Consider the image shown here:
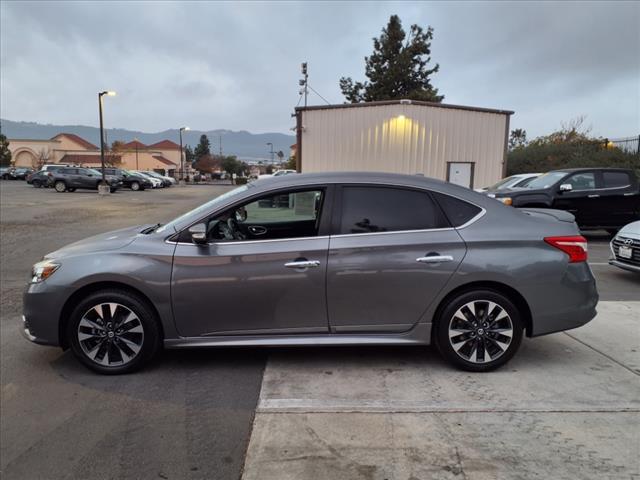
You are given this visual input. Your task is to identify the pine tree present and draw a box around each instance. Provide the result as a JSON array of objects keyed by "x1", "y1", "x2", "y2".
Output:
[
  {"x1": 0, "y1": 132, "x2": 12, "y2": 167},
  {"x1": 340, "y1": 15, "x2": 443, "y2": 103},
  {"x1": 194, "y1": 135, "x2": 211, "y2": 159}
]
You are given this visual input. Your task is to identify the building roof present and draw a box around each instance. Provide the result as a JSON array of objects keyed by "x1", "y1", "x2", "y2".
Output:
[
  {"x1": 148, "y1": 139, "x2": 181, "y2": 150},
  {"x1": 60, "y1": 154, "x2": 119, "y2": 164},
  {"x1": 152, "y1": 155, "x2": 177, "y2": 166},
  {"x1": 51, "y1": 133, "x2": 99, "y2": 150},
  {"x1": 123, "y1": 140, "x2": 147, "y2": 150},
  {"x1": 295, "y1": 99, "x2": 514, "y2": 116}
]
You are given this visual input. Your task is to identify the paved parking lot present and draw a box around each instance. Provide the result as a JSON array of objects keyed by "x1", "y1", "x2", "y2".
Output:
[{"x1": 1, "y1": 180, "x2": 638, "y2": 479}]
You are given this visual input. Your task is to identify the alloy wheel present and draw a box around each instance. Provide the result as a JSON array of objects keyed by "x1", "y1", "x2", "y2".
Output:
[
  {"x1": 77, "y1": 302, "x2": 145, "y2": 366},
  {"x1": 448, "y1": 300, "x2": 514, "y2": 364}
]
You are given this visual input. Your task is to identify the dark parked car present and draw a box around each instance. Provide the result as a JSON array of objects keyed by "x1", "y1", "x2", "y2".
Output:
[
  {"x1": 3, "y1": 167, "x2": 34, "y2": 180},
  {"x1": 491, "y1": 168, "x2": 640, "y2": 234},
  {"x1": 23, "y1": 172, "x2": 597, "y2": 374},
  {"x1": 49, "y1": 167, "x2": 122, "y2": 193},
  {"x1": 27, "y1": 168, "x2": 60, "y2": 188},
  {"x1": 103, "y1": 168, "x2": 153, "y2": 191},
  {"x1": 0, "y1": 167, "x2": 10, "y2": 179}
]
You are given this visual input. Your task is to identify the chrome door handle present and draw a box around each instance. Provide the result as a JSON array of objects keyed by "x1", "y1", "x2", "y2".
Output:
[
  {"x1": 285, "y1": 260, "x2": 321, "y2": 269},
  {"x1": 588, "y1": 194, "x2": 600, "y2": 198},
  {"x1": 416, "y1": 255, "x2": 454, "y2": 263}
]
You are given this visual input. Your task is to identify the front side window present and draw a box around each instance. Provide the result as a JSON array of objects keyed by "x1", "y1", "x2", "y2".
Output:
[
  {"x1": 565, "y1": 172, "x2": 595, "y2": 191},
  {"x1": 526, "y1": 171, "x2": 568, "y2": 190},
  {"x1": 204, "y1": 189, "x2": 324, "y2": 242},
  {"x1": 338, "y1": 186, "x2": 448, "y2": 235}
]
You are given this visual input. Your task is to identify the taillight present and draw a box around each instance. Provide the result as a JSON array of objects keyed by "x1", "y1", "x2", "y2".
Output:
[{"x1": 544, "y1": 236, "x2": 588, "y2": 263}]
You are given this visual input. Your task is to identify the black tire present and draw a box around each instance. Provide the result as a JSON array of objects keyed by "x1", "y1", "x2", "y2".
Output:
[
  {"x1": 32, "y1": 180, "x2": 42, "y2": 188},
  {"x1": 54, "y1": 180, "x2": 67, "y2": 193},
  {"x1": 67, "y1": 187, "x2": 77, "y2": 192},
  {"x1": 67, "y1": 289, "x2": 161, "y2": 374},
  {"x1": 435, "y1": 289, "x2": 524, "y2": 372},
  {"x1": 130, "y1": 181, "x2": 140, "y2": 191}
]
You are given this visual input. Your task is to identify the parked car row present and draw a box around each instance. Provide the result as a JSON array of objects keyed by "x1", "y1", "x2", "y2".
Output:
[
  {"x1": 478, "y1": 168, "x2": 640, "y2": 235},
  {"x1": 22, "y1": 166, "x2": 177, "y2": 193},
  {"x1": 1, "y1": 167, "x2": 35, "y2": 180}
]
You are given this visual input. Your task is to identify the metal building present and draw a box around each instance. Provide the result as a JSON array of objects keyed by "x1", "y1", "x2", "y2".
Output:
[{"x1": 294, "y1": 100, "x2": 513, "y2": 189}]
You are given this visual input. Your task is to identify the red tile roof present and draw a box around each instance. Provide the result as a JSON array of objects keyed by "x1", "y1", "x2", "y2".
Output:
[
  {"x1": 123, "y1": 140, "x2": 147, "y2": 149},
  {"x1": 148, "y1": 139, "x2": 181, "y2": 150},
  {"x1": 51, "y1": 133, "x2": 99, "y2": 150},
  {"x1": 152, "y1": 155, "x2": 177, "y2": 166},
  {"x1": 60, "y1": 154, "x2": 120, "y2": 164}
]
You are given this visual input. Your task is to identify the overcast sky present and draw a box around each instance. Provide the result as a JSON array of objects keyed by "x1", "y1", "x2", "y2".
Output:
[{"x1": 1, "y1": 1, "x2": 639, "y2": 139}]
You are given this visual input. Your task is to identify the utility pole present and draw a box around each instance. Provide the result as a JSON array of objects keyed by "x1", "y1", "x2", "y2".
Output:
[
  {"x1": 266, "y1": 142, "x2": 274, "y2": 165},
  {"x1": 219, "y1": 135, "x2": 223, "y2": 156},
  {"x1": 98, "y1": 90, "x2": 116, "y2": 195},
  {"x1": 299, "y1": 62, "x2": 308, "y2": 107},
  {"x1": 134, "y1": 137, "x2": 139, "y2": 170}
]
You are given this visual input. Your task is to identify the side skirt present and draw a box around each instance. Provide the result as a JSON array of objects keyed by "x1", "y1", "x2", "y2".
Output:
[{"x1": 164, "y1": 323, "x2": 432, "y2": 348}]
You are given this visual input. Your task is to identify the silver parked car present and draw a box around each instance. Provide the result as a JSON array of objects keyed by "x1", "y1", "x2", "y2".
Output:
[
  {"x1": 609, "y1": 220, "x2": 640, "y2": 272},
  {"x1": 23, "y1": 172, "x2": 598, "y2": 374}
]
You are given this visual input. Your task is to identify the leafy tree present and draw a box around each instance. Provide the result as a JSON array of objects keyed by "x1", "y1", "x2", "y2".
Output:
[
  {"x1": 0, "y1": 133, "x2": 11, "y2": 167},
  {"x1": 193, "y1": 154, "x2": 221, "y2": 173},
  {"x1": 507, "y1": 117, "x2": 639, "y2": 177},
  {"x1": 265, "y1": 165, "x2": 274, "y2": 174},
  {"x1": 508, "y1": 129, "x2": 528, "y2": 151},
  {"x1": 194, "y1": 135, "x2": 211, "y2": 159},
  {"x1": 285, "y1": 155, "x2": 296, "y2": 170},
  {"x1": 104, "y1": 140, "x2": 125, "y2": 166},
  {"x1": 276, "y1": 150, "x2": 284, "y2": 164},
  {"x1": 339, "y1": 15, "x2": 443, "y2": 103}
]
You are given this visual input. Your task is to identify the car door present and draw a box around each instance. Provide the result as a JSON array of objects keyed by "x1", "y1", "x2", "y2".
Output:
[
  {"x1": 326, "y1": 185, "x2": 466, "y2": 333},
  {"x1": 171, "y1": 186, "x2": 333, "y2": 337},
  {"x1": 598, "y1": 170, "x2": 639, "y2": 227},
  {"x1": 552, "y1": 171, "x2": 598, "y2": 226}
]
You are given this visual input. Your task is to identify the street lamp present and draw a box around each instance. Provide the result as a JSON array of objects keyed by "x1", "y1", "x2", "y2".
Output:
[
  {"x1": 266, "y1": 142, "x2": 274, "y2": 165},
  {"x1": 133, "y1": 137, "x2": 139, "y2": 170},
  {"x1": 179, "y1": 126, "x2": 190, "y2": 183},
  {"x1": 98, "y1": 90, "x2": 116, "y2": 194}
]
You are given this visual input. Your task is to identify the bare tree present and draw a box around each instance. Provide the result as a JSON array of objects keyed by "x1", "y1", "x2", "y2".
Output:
[{"x1": 33, "y1": 148, "x2": 52, "y2": 170}]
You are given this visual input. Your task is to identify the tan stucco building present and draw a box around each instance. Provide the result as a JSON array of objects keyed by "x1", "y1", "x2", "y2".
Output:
[{"x1": 7, "y1": 134, "x2": 182, "y2": 176}]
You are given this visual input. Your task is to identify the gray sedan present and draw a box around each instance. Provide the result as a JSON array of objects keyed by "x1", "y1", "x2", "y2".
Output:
[{"x1": 22, "y1": 172, "x2": 598, "y2": 374}]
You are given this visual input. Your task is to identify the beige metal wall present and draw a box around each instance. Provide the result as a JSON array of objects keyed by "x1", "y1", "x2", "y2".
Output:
[{"x1": 300, "y1": 104, "x2": 509, "y2": 188}]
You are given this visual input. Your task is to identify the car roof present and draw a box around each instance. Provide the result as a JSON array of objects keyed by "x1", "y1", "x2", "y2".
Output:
[{"x1": 550, "y1": 167, "x2": 633, "y2": 173}]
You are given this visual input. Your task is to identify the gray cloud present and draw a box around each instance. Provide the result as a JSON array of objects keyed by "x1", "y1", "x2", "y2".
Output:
[{"x1": 1, "y1": 0, "x2": 638, "y2": 138}]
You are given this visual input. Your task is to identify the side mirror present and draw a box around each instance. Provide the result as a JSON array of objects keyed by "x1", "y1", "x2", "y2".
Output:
[
  {"x1": 559, "y1": 183, "x2": 572, "y2": 193},
  {"x1": 189, "y1": 223, "x2": 208, "y2": 245},
  {"x1": 87, "y1": 173, "x2": 93, "y2": 177}
]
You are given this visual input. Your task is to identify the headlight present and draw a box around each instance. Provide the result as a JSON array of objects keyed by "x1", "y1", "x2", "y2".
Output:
[
  {"x1": 497, "y1": 197, "x2": 513, "y2": 206},
  {"x1": 31, "y1": 260, "x2": 60, "y2": 283}
]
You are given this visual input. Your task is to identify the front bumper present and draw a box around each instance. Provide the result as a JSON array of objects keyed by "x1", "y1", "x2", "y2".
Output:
[
  {"x1": 22, "y1": 283, "x2": 71, "y2": 347},
  {"x1": 609, "y1": 259, "x2": 640, "y2": 273}
]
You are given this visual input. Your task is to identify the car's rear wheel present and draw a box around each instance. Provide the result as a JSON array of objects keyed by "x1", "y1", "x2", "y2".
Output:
[
  {"x1": 130, "y1": 181, "x2": 140, "y2": 191},
  {"x1": 67, "y1": 290, "x2": 161, "y2": 374},
  {"x1": 435, "y1": 290, "x2": 523, "y2": 372},
  {"x1": 54, "y1": 181, "x2": 67, "y2": 192}
]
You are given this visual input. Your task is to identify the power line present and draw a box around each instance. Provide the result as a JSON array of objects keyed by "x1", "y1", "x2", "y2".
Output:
[{"x1": 307, "y1": 84, "x2": 331, "y2": 105}]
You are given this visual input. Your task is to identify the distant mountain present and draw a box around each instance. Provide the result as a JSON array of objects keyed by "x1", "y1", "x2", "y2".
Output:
[{"x1": 0, "y1": 119, "x2": 295, "y2": 162}]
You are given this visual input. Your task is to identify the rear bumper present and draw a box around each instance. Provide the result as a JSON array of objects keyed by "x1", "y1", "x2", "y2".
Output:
[{"x1": 528, "y1": 262, "x2": 599, "y2": 337}]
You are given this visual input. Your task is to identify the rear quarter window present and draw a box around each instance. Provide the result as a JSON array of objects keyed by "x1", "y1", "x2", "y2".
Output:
[
  {"x1": 432, "y1": 192, "x2": 482, "y2": 227},
  {"x1": 602, "y1": 171, "x2": 631, "y2": 188}
]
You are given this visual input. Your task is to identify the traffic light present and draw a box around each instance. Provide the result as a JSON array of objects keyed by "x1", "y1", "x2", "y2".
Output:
[{"x1": 301, "y1": 62, "x2": 307, "y2": 75}]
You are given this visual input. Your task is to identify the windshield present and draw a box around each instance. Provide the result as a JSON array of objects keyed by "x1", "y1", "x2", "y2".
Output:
[
  {"x1": 525, "y1": 172, "x2": 567, "y2": 189},
  {"x1": 157, "y1": 185, "x2": 250, "y2": 233},
  {"x1": 487, "y1": 176, "x2": 517, "y2": 190}
]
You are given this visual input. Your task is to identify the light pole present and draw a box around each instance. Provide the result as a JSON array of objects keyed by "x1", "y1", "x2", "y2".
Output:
[
  {"x1": 133, "y1": 137, "x2": 139, "y2": 170},
  {"x1": 98, "y1": 90, "x2": 116, "y2": 194},
  {"x1": 266, "y1": 142, "x2": 274, "y2": 165},
  {"x1": 179, "y1": 126, "x2": 190, "y2": 184}
]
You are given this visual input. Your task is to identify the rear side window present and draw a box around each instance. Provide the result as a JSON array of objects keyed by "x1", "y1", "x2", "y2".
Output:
[
  {"x1": 602, "y1": 171, "x2": 631, "y2": 188},
  {"x1": 339, "y1": 186, "x2": 448, "y2": 234},
  {"x1": 432, "y1": 192, "x2": 482, "y2": 227}
]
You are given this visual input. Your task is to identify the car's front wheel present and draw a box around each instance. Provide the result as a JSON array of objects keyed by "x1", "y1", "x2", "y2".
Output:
[
  {"x1": 67, "y1": 290, "x2": 161, "y2": 374},
  {"x1": 130, "y1": 181, "x2": 140, "y2": 191},
  {"x1": 32, "y1": 179, "x2": 42, "y2": 188},
  {"x1": 54, "y1": 181, "x2": 67, "y2": 192},
  {"x1": 435, "y1": 290, "x2": 523, "y2": 372}
]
